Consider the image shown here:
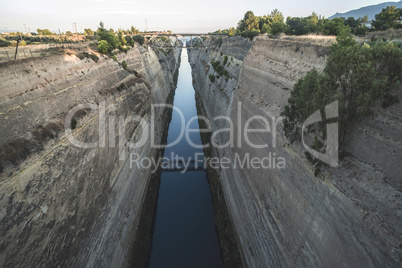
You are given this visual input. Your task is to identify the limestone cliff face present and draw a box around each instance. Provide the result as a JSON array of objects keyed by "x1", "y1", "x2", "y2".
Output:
[
  {"x1": 189, "y1": 36, "x2": 401, "y2": 267},
  {"x1": 0, "y1": 44, "x2": 180, "y2": 267}
]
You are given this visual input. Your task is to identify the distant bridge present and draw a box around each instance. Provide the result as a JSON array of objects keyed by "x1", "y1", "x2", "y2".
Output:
[
  {"x1": 138, "y1": 32, "x2": 227, "y2": 49},
  {"x1": 161, "y1": 160, "x2": 206, "y2": 172},
  {"x1": 141, "y1": 33, "x2": 227, "y2": 37}
]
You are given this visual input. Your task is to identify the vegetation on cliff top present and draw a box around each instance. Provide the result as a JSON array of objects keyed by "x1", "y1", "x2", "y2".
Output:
[
  {"x1": 214, "y1": 6, "x2": 402, "y2": 39},
  {"x1": 281, "y1": 29, "x2": 402, "y2": 174}
]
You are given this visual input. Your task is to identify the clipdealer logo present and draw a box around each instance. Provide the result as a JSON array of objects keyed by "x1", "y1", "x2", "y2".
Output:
[{"x1": 64, "y1": 100, "x2": 339, "y2": 171}]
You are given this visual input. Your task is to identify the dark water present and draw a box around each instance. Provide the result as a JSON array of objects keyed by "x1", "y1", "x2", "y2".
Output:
[{"x1": 149, "y1": 49, "x2": 223, "y2": 268}]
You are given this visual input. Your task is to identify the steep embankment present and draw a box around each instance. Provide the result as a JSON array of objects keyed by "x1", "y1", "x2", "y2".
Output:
[
  {"x1": 0, "y1": 43, "x2": 180, "y2": 266},
  {"x1": 189, "y1": 36, "x2": 401, "y2": 267}
]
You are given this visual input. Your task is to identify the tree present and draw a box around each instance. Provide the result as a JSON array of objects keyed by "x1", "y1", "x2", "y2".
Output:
[
  {"x1": 84, "y1": 28, "x2": 94, "y2": 35},
  {"x1": 261, "y1": 23, "x2": 271, "y2": 34},
  {"x1": 130, "y1": 26, "x2": 139, "y2": 34},
  {"x1": 238, "y1": 11, "x2": 260, "y2": 32},
  {"x1": 285, "y1": 13, "x2": 326, "y2": 35},
  {"x1": 98, "y1": 40, "x2": 109, "y2": 54},
  {"x1": 307, "y1": 12, "x2": 320, "y2": 33},
  {"x1": 97, "y1": 22, "x2": 120, "y2": 53},
  {"x1": 125, "y1": 35, "x2": 133, "y2": 46},
  {"x1": 271, "y1": 9, "x2": 284, "y2": 23},
  {"x1": 323, "y1": 17, "x2": 348, "y2": 35},
  {"x1": 270, "y1": 9, "x2": 285, "y2": 35},
  {"x1": 372, "y1": 6, "x2": 400, "y2": 30},
  {"x1": 37, "y1": 29, "x2": 53, "y2": 35},
  {"x1": 118, "y1": 30, "x2": 126, "y2": 46},
  {"x1": 271, "y1": 22, "x2": 284, "y2": 35},
  {"x1": 133, "y1": 35, "x2": 145, "y2": 45},
  {"x1": 354, "y1": 25, "x2": 368, "y2": 35},
  {"x1": 227, "y1": 27, "x2": 236, "y2": 36},
  {"x1": 362, "y1": 15, "x2": 369, "y2": 24},
  {"x1": 65, "y1": 31, "x2": 73, "y2": 36},
  {"x1": 281, "y1": 28, "x2": 402, "y2": 149},
  {"x1": 286, "y1": 17, "x2": 308, "y2": 35},
  {"x1": 122, "y1": 60, "x2": 127, "y2": 70},
  {"x1": 345, "y1": 17, "x2": 360, "y2": 29}
]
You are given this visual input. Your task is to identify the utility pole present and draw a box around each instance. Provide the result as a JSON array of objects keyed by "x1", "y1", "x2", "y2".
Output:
[
  {"x1": 58, "y1": 28, "x2": 63, "y2": 44},
  {"x1": 145, "y1": 18, "x2": 148, "y2": 32},
  {"x1": 23, "y1": 24, "x2": 28, "y2": 33},
  {"x1": 14, "y1": 38, "x2": 20, "y2": 60}
]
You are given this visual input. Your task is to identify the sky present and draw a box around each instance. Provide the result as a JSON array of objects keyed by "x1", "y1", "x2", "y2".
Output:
[{"x1": 0, "y1": 0, "x2": 397, "y2": 33}]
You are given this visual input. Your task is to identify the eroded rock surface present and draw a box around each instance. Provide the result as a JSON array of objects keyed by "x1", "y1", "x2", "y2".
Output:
[
  {"x1": 0, "y1": 44, "x2": 180, "y2": 267},
  {"x1": 189, "y1": 36, "x2": 401, "y2": 267}
]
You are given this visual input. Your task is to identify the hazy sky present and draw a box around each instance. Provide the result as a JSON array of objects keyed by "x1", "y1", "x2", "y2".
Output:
[{"x1": 0, "y1": 0, "x2": 396, "y2": 33}]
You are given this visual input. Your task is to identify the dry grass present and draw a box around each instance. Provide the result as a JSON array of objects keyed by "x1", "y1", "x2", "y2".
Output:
[
  {"x1": 357, "y1": 28, "x2": 402, "y2": 42},
  {"x1": 280, "y1": 34, "x2": 337, "y2": 47},
  {"x1": 280, "y1": 29, "x2": 402, "y2": 47}
]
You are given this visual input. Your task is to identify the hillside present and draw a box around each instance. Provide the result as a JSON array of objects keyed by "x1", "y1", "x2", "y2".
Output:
[{"x1": 329, "y1": 0, "x2": 402, "y2": 21}]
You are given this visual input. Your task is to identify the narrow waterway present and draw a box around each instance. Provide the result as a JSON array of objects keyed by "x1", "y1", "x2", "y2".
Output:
[{"x1": 149, "y1": 49, "x2": 223, "y2": 268}]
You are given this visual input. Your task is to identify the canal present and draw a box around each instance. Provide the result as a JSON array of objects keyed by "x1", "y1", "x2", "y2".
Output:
[{"x1": 149, "y1": 48, "x2": 223, "y2": 267}]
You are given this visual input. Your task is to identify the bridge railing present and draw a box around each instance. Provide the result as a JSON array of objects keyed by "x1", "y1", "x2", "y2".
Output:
[{"x1": 142, "y1": 32, "x2": 228, "y2": 49}]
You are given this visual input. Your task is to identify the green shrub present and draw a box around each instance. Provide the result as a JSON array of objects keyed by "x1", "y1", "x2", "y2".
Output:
[
  {"x1": 209, "y1": 74, "x2": 215, "y2": 82},
  {"x1": 133, "y1": 35, "x2": 145, "y2": 45},
  {"x1": 125, "y1": 35, "x2": 134, "y2": 46},
  {"x1": 77, "y1": 53, "x2": 87, "y2": 60},
  {"x1": 271, "y1": 21, "x2": 285, "y2": 35},
  {"x1": 78, "y1": 52, "x2": 99, "y2": 62},
  {"x1": 354, "y1": 26, "x2": 368, "y2": 36},
  {"x1": 122, "y1": 60, "x2": 127, "y2": 70},
  {"x1": 211, "y1": 60, "x2": 230, "y2": 80},
  {"x1": 116, "y1": 83, "x2": 126, "y2": 92},
  {"x1": 223, "y1": 55, "x2": 228, "y2": 65},
  {"x1": 89, "y1": 53, "x2": 99, "y2": 62},
  {"x1": 71, "y1": 118, "x2": 77, "y2": 129},
  {"x1": 240, "y1": 29, "x2": 260, "y2": 40},
  {"x1": 0, "y1": 39, "x2": 10, "y2": 47},
  {"x1": 218, "y1": 37, "x2": 223, "y2": 47},
  {"x1": 97, "y1": 40, "x2": 109, "y2": 54}
]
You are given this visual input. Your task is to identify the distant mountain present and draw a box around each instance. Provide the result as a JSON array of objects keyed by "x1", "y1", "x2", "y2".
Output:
[
  {"x1": 0, "y1": 29, "x2": 18, "y2": 33},
  {"x1": 329, "y1": 1, "x2": 402, "y2": 21}
]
